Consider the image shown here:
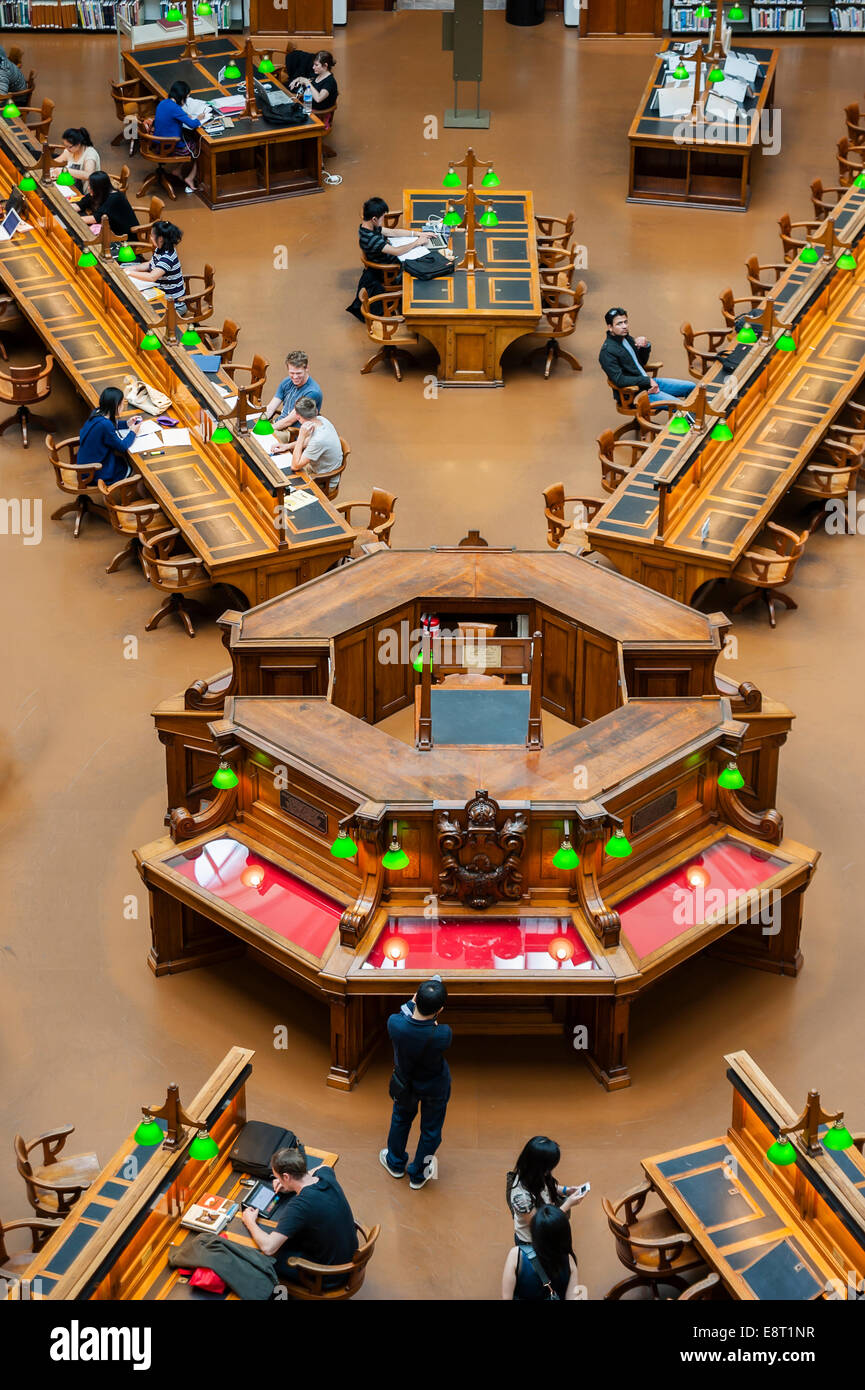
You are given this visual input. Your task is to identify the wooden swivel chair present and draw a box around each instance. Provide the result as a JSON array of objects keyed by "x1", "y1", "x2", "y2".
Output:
[
  {"x1": 279, "y1": 1221, "x2": 379, "y2": 1300},
  {"x1": 98, "y1": 474, "x2": 167, "y2": 573},
  {"x1": 0, "y1": 294, "x2": 25, "y2": 360},
  {"x1": 778, "y1": 212, "x2": 821, "y2": 262},
  {"x1": 181, "y1": 265, "x2": 216, "y2": 326},
  {"x1": 538, "y1": 249, "x2": 578, "y2": 292},
  {"x1": 844, "y1": 102, "x2": 865, "y2": 147},
  {"x1": 359, "y1": 289, "x2": 418, "y2": 381},
  {"x1": 138, "y1": 528, "x2": 212, "y2": 637},
  {"x1": 18, "y1": 98, "x2": 54, "y2": 143},
  {"x1": 837, "y1": 137, "x2": 865, "y2": 186},
  {"x1": 530, "y1": 282, "x2": 586, "y2": 378},
  {"x1": 730, "y1": 520, "x2": 809, "y2": 627},
  {"x1": 718, "y1": 287, "x2": 764, "y2": 330},
  {"x1": 0, "y1": 354, "x2": 53, "y2": 447},
  {"x1": 111, "y1": 164, "x2": 130, "y2": 194},
  {"x1": 0, "y1": 1212, "x2": 60, "y2": 1281},
  {"x1": 597, "y1": 423, "x2": 651, "y2": 494},
  {"x1": 790, "y1": 438, "x2": 861, "y2": 523},
  {"x1": 337, "y1": 488, "x2": 397, "y2": 545},
  {"x1": 223, "y1": 354, "x2": 268, "y2": 409},
  {"x1": 744, "y1": 255, "x2": 785, "y2": 297},
  {"x1": 109, "y1": 79, "x2": 156, "y2": 155},
  {"x1": 137, "y1": 132, "x2": 190, "y2": 200},
  {"x1": 809, "y1": 178, "x2": 846, "y2": 220},
  {"x1": 534, "y1": 210, "x2": 575, "y2": 264},
  {"x1": 46, "y1": 433, "x2": 106, "y2": 537},
  {"x1": 197, "y1": 317, "x2": 240, "y2": 365},
  {"x1": 602, "y1": 1181, "x2": 707, "y2": 1299},
  {"x1": 14, "y1": 1126, "x2": 101, "y2": 1219},
  {"x1": 543, "y1": 484, "x2": 603, "y2": 549},
  {"x1": 680, "y1": 321, "x2": 727, "y2": 379},
  {"x1": 316, "y1": 436, "x2": 349, "y2": 501}
]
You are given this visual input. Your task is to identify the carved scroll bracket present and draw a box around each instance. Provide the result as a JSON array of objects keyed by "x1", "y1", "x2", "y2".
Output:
[
  {"x1": 168, "y1": 740, "x2": 240, "y2": 842},
  {"x1": 572, "y1": 803, "x2": 621, "y2": 950},
  {"x1": 339, "y1": 803, "x2": 387, "y2": 949},
  {"x1": 713, "y1": 734, "x2": 783, "y2": 844}
]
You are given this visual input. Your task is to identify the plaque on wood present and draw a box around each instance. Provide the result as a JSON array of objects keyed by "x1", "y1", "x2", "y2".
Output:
[
  {"x1": 631, "y1": 788, "x2": 677, "y2": 835},
  {"x1": 280, "y1": 789, "x2": 328, "y2": 833}
]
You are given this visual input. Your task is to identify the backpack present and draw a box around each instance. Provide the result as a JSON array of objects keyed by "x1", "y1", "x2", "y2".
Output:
[{"x1": 229, "y1": 1121, "x2": 305, "y2": 1178}]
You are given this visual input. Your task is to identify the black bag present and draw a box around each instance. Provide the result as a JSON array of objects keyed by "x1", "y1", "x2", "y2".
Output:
[
  {"x1": 256, "y1": 83, "x2": 310, "y2": 128},
  {"x1": 229, "y1": 1120, "x2": 305, "y2": 1178},
  {"x1": 388, "y1": 1070, "x2": 416, "y2": 1106},
  {"x1": 401, "y1": 251, "x2": 455, "y2": 281},
  {"x1": 520, "y1": 1247, "x2": 561, "y2": 1301}
]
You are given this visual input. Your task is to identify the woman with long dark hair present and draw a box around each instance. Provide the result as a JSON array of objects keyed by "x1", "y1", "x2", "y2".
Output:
[
  {"x1": 126, "y1": 221, "x2": 187, "y2": 315},
  {"x1": 51, "y1": 127, "x2": 100, "y2": 185},
  {"x1": 506, "y1": 1136, "x2": 587, "y2": 1244},
  {"x1": 285, "y1": 49, "x2": 338, "y2": 109},
  {"x1": 78, "y1": 171, "x2": 139, "y2": 241},
  {"x1": 76, "y1": 386, "x2": 142, "y2": 486},
  {"x1": 502, "y1": 1206, "x2": 581, "y2": 1301}
]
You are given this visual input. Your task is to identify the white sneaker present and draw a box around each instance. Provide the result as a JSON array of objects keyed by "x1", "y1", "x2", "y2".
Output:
[{"x1": 379, "y1": 1149, "x2": 404, "y2": 1179}]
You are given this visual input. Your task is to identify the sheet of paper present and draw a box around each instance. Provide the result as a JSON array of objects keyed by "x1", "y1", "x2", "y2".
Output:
[
  {"x1": 128, "y1": 426, "x2": 192, "y2": 453},
  {"x1": 136, "y1": 418, "x2": 161, "y2": 436},
  {"x1": 387, "y1": 235, "x2": 431, "y2": 264},
  {"x1": 657, "y1": 86, "x2": 694, "y2": 118},
  {"x1": 705, "y1": 93, "x2": 740, "y2": 123},
  {"x1": 280, "y1": 489, "x2": 316, "y2": 511},
  {"x1": 211, "y1": 96, "x2": 245, "y2": 114},
  {"x1": 724, "y1": 51, "x2": 759, "y2": 83},
  {"x1": 712, "y1": 74, "x2": 748, "y2": 104}
]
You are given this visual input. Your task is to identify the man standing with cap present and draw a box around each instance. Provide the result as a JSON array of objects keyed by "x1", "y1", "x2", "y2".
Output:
[{"x1": 379, "y1": 975, "x2": 452, "y2": 1190}]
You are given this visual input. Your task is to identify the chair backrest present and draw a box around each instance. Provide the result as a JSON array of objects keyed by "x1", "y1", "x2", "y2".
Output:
[
  {"x1": 13, "y1": 1135, "x2": 34, "y2": 1186},
  {"x1": 601, "y1": 1194, "x2": 639, "y2": 1268},
  {"x1": 140, "y1": 530, "x2": 205, "y2": 589},
  {"x1": 0, "y1": 355, "x2": 53, "y2": 404},
  {"x1": 678, "y1": 1272, "x2": 721, "y2": 1301},
  {"x1": 360, "y1": 289, "x2": 403, "y2": 341},
  {"x1": 248, "y1": 353, "x2": 268, "y2": 406},
  {"x1": 369, "y1": 488, "x2": 396, "y2": 532},
  {"x1": 838, "y1": 136, "x2": 864, "y2": 184},
  {"x1": 133, "y1": 193, "x2": 164, "y2": 228},
  {"x1": 543, "y1": 482, "x2": 565, "y2": 521},
  {"x1": 844, "y1": 102, "x2": 864, "y2": 144},
  {"x1": 218, "y1": 317, "x2": 240, "y2": 362},
  {"x1": 542, "y1": 282, "x2": 586, "y2": 336},
  {"x1": 139, "y1": 131, "x2": 186, "y2": 164}
]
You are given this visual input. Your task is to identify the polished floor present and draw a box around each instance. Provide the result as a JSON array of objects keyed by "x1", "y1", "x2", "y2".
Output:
[{"x1": 1, "y1": 20, "x2": 864, "y2": 1301}]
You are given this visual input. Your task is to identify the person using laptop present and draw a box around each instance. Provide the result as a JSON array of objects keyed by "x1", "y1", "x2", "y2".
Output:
[
  {"x1": 599, "y1": 307, "x2": 694, "y2": 408},
  {"x1": 271, "y1": 395, "x2": 342, "y2": 480},
  {"x1": 263, "y1": 350, "x2": 323, "y2": 441},
  {"x1": 241, "y1": 1147, "x2": 358, "y2": 1288},
  {"x1": 284, "y1": 49, "x2": 338, "y2": 109}
]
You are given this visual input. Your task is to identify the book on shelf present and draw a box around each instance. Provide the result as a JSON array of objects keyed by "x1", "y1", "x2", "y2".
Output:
[
  {"x1": 750, "y1": 4, "x2": 805, "y2": 26},
  {"x1": 831, "y1": 5, "x2": 865, "y2": 26},
  {"x1": 180, "y1": 1194, "x2": 240, "y2": 1234}
]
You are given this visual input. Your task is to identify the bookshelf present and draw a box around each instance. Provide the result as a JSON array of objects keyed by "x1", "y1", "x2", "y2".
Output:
[
  {"x1": 667, "y1": 0, "x2": 865, "y2": 32},
  {"x1": 0, "y1": 0, "x2": 242, "y2": 32}
]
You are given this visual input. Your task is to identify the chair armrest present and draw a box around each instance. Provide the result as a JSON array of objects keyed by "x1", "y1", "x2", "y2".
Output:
[
  {"x1": 32, "y1": 1127, "x2": 75, "y2": 1165},
  {"x1": 283, "y1": 1253, "x2": 356, "y2": 1276},
  {"x1": 336, "y1": 501, "x2": 370, "y2": 525},
  {"x1": 2, "y1": 1217, "x2": 62, "y2": 1244},
  {"x1": 765, "y1": 520, "x2": 801, "y2": 545}
]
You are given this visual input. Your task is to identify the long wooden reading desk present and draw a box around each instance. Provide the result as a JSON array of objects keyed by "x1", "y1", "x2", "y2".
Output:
[
  {"x1": 401, "y1": 189, "x2": 541, "y2": 387},
  {"x1": 628, "y1": 42, "x2": 777, "y2": 212},
  {"x1": 10, "y1": 1047, "x2": 338, "y2": 1301},
  {"x1": 122, "y1": 35, "x2": 325, "y2": 209},
  {"x1": 588, "y1": 174, "x2": 865, "y2": 604},
  {"x1": 643, "y1": 1051, "x2": 865, "y2": 1300},
  {"x1": 0, "y1": 120, "x2": 354, "y2": 606}
]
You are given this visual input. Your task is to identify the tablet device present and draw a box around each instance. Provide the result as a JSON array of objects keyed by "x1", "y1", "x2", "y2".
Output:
[
  {"x1": 1, "y1": 207, "x2": 22, "y2": 239},
  {"x1": 241, "y1": 1180, "x2": 281, "y2": 1219}
]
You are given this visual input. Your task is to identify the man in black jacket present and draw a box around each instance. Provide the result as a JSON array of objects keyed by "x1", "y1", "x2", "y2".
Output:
[
  {"x1": 598, "y1": 306, "x2": 694, "y2": 406},
  {"x1": 379, "y1": 975, "x2": 452, "y2": 1190}
]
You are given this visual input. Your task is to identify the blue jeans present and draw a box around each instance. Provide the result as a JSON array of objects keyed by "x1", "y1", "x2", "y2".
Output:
[
  {"x1": 386, "y1": 1086, "x2": 450, "y2": 1181},
  {"x1": 648, "y1": 377, "x2": 693, "y2": 405}
]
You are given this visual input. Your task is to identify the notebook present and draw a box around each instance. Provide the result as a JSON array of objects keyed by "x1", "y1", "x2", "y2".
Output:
[{"x1": 190, "y1": 352, "x2": 222, "y2": 375}]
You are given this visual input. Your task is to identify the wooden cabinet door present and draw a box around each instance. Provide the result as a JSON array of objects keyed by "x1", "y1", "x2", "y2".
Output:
[
  {"x1": 540, "y1": 610, "x2": 577, "y2": 723},
  {"x1": 250, "y1": 0, "x2": 332, "y2": 35},
  {"x1": 582, "y1": 0, "x2": 619, "y2": 33},
  {"x1": 622, "y1": 0, "x2": 660, "y2": 32}
]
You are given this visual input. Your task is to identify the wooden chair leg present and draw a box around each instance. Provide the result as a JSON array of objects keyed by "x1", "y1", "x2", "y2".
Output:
[
  {"x1": 390, "y1": 348, "x2": 403, "y2": 382},
  {"x1": 106, "y1": 538, "x2": 137, "y2": 574},
  {"x1": 110, "y1": 131, "x2": 126, "y2": 147},
  {"x1": 361, "y1": 347, "x2": 388, "y2": 375},
  {"x1": 0, "y1": 337, "x2": 8, "y2": 360},
  {"x1": 556, "y1": 346, "x2": 582, "y2": 372},
  {"x1": 145, "y1": 593, "x2": 203, "y2": 637},
  {"x1": 0, "y1": 404, "x2": 49, "y2": 448},
  {"x1": 731, "y1": 587, "x2": 762, "y2": 616}
]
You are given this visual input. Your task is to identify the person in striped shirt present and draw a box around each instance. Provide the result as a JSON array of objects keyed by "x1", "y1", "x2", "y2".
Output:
[{"x1": 126, "y1": 221, "x2": 187, "y2": 315}]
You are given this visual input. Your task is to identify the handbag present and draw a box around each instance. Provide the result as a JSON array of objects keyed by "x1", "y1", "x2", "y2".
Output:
[
  {"x1": 401, "y1": 250, "x2": 455, "y2": 282},
  {"x1": 229, "y1": 1120, "x2": 305, "y2": 1179},
  {"x1": 123, "y1": 374, "x2": 171, "y2": 416},
  {"x1": 388, "y1": 1069, "x2": 415, "y2": 1106},
  {"x1": 189, "y1": 1267, "x2": 227, "y2": 1293}
]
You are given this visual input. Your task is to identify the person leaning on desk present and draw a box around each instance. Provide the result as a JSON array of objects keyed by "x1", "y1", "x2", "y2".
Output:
[
  {"x1": 51, "y1": 127, "x2": 101, "y2": 186},
  {"x1": 152, "y1": 81, "x2": 202, "y2": 194},
  {"x1": 78, "y1": 171, "x2": 139, "y2": 241},
  {"x1": 76, "y1": 387, "x2": 143, "y2": 485},
  {"x1": 241, "y1": 1147, "x2": 358, "y2": 1290}
]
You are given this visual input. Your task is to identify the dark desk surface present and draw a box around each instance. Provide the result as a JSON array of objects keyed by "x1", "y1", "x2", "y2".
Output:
[
  {"x1": 124, "y1": 36, "x2": 324, "y2": 146},
  {"x1": 644, "y1": 1137, "x2": 835, "y2": 1300},
  {"x1": 628, "y1": 42, "x2": 776, "y2": 150},
  {"x1": 401, "y1": 190, "x2": 541, "y2": 321}
]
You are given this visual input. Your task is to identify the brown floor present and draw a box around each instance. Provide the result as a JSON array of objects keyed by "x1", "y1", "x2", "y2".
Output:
[{"x1": 1, "y1": 19, "x2": 864, "y2": 1302}]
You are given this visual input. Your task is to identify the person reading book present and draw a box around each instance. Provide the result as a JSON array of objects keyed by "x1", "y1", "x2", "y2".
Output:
[{"x1": 241, "y1": 1147, "x2": 357, "y2": 1288}]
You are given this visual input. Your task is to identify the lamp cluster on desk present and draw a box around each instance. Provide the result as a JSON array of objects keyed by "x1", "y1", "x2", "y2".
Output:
[{"x1": 766, "y1": 1085, "x2": 856, "y2": 1166}]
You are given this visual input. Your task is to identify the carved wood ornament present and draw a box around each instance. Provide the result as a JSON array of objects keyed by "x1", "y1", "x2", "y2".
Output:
[{"x1": 437, "y1": 789, "x2": 528, "y2": 910}]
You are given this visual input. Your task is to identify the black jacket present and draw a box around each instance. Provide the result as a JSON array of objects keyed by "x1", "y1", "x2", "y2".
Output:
[
  {"x1": 388, "y1": 1004, "x2": 452, "y2": 1097},
  {"x1": 599, "y1": 332, "x2": 652, "y2": 393}
]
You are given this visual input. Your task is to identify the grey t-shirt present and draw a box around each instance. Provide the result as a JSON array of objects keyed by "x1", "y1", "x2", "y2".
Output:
[{"x1": 300, "y1": 415, "x2": 342, "y2": 476}]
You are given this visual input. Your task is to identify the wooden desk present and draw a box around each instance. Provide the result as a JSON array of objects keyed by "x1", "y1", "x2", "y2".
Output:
[
  {"x1": 11, "y1": 1046, "x2": 338, "y2": 1301},
  {"x1": 643, "y1": 1050, "x2": 865, "y2": 1299},
  {"x1": 0, "y1": 123, "x2": 353, "y2": 605},
  {"x1": 628, "y1": 43, "x2": 777, "y2": 212},
  {"x1": 122, "y1": 36, "x2": 324, "y2": 209},
  {"x1": 401, "y1": 190, "x2": 541, "y2": 387},
  {"x1": 588, "y1": 176, "x2": 865, "y2": 604},
  {"x1": 135, "y1": 550, "x2": 818, "y2": 1092}
]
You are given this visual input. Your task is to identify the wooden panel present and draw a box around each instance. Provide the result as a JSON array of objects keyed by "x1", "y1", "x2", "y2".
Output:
[
  {"x1": 622, "y1": 0, "x2": 661, "y2": 33},
  {"x1": 629, "y1": 666, "x2": 691, "y2": 698},
  {"x1": 579, "y1": 632, "x2": 619, "y2": 724},
  {"x1": 540, "y1": 609, "x2": 577, "y2": 722},
  {"x1": 260, "y1": 656, "x2": 327, "y2": 697},
  {"x1": 333, "y1": 630, "x2": 371, "y2": 721},
  {"x1": 373, "y1": 605, "x2": 415, "y2": 723},
  {"x1": 583, "y1": 0, "x2": 619, "y2": 32}
]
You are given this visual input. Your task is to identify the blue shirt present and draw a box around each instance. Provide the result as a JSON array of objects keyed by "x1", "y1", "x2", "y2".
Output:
[
  {"x1": 387, "y1": 1004, "x2": 452, "y2": 1096},
  {"x1": 275, "y1": 373, "x2": 323, "y2": 421},
  {"x1": 77, "y1": 413, "x2": 135, "y2": 485},
  {"x1": 153, "y1": 98, "x2": 201, "y2": 144}
]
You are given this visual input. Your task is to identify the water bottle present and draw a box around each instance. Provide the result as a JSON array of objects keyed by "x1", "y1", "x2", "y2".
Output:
[{"x1": 302, "y1": 85, "x2": 313, "y2": 119}]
